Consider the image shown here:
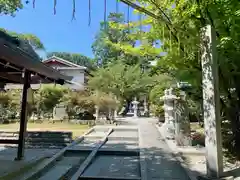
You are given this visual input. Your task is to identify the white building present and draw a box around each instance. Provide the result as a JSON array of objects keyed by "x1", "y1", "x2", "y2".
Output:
[
  {"x1": 5, "y1": 56, "x2": 89, "y2": 90},
  {"x1": 42, "y1": 56, "x2": 88, "y2": 90}
]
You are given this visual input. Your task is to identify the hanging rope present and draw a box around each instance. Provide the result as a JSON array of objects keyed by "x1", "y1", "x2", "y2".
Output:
[
  {"x1": 88, "y1": 0, "x2": 91, "y2": 26},
  {"x1": 116, "y1": 0, "x2": 119, "y2": 13},
  {"x1": 178, "y1": 34, "x2": 180, "y2": 55},
  {"x1": 72, "y1": 0, "x2": 76, "y2": 20},
  {"x1": 104, "y1": 0, "x2": 107, "y2": 30},
  {"x1": 127, "y1": 5, "x2": 130, "y2": 32},
  {"x1": 32, "y1": 0, "x2": 36, "y2": 8},
  {"x1": 139, "y1": 13, "x2": 142, "y2": 42},
  {"x1": 162, "y1": 25, "x2": 165, "y2": 46},
  {"x1": 169, "y1": 28, "x2": 172, "y2": 51},
  {"x1": 54, "y1": 0, "x2": 57, "y2": 15}
]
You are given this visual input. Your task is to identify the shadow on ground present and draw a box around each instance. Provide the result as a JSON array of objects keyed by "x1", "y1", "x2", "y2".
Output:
[{"x1": 0, "y1": 120, "x2": 239, "y2": 180}]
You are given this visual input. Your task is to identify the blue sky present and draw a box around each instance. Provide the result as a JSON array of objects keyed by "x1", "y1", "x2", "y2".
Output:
[{"x1": 0, "y1": 0, "x2": 132, "y2": 58}]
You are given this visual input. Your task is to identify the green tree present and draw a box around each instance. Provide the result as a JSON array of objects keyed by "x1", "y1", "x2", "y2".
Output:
[
  {"x1": 38, "y1": 85, "x2": 68, "y2": 115},
  {"x1": 92, "y1": 13, "x2": 145, "y2": 66},
  {"x1": 88, "y1": 61, "x2": 159, "y2": 115},
  {"x1": 63, "y1": 90, "x2": 95, "y2": 119},
  {"x1": 0, "y1": 0, "x2": 23, "y2": 16}
]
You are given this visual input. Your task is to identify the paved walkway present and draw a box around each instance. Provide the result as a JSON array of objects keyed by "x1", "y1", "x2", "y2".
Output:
[{"x1": 138, "y1": 118, "x2": 190, "y2": 180}]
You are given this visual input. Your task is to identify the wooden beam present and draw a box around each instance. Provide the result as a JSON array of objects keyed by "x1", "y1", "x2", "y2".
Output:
[
  {"x1": 0, "y1": 72, "x2": 23, "y2": 83},
  {"x1": 15, "y1": 70, "x2": 31, "y2": 161},
  {"x1": 119, "y1": 0, "x2": 185, "y2": 52},
  {"x1": 79, "y1": 176, "x2": 140, "y2": 180},
  {"x1": 20, "y1": 128, "x2": 94, "y2": 180},
  {"x1": 0, "y1": 42, "x2": 72, "y2": 82},
  {"x1": 120, "y1": 0, "x2": 158, "y2": 19},
  {"x1": 71, "y1": 129, "x2": 113, "y2": 180},
  {"x1": 0, "y1": 139, "x2": 18, "y2": 144}
]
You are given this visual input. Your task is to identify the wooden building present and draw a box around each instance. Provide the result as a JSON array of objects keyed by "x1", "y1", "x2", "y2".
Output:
[{"x1": 0, "y1": 30, "x2": 72, "y2": 160}]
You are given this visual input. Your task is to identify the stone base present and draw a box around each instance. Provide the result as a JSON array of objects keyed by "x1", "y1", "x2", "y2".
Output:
[
  {"x1": 161, "y1": 122, "x2": 175, "y2": 139},
  {"x1": 175, "y1": 134, "x2": 192, "y2": 146}
]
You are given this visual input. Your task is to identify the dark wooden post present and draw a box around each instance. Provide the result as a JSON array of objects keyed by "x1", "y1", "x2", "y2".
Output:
[{"x1": 15, "y1": 70, "x2": 31, "y2": 161}]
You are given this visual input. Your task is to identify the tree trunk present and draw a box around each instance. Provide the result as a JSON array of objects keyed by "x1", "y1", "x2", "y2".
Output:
[{"x1": 121, "y1": 99, "x2": 131, "y2": 116}]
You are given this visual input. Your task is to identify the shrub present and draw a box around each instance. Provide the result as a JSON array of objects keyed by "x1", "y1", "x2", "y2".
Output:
[{"x1": 191, "y1": 132, "x2": 205, "y2": 146}]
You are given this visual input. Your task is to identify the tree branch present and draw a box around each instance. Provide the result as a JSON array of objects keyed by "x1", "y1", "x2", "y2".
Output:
[{"x1": 120, "y1": 0, "x2": 185, "y2": 52}]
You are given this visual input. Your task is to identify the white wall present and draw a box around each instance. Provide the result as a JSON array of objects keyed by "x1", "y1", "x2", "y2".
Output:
[{"x1": 58, "y1": 69, "x2": 85, "y2": 90}]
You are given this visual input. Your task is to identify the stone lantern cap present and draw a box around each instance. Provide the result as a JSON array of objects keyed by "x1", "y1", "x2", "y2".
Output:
[
  {"x1": 132, "y1": 100, "x2": 139, "y2": 105},
  {"x1": 160, "y1": 94, "x2": 179, "y2": 101}
]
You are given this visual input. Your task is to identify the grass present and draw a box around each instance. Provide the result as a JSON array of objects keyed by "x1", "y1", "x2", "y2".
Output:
[{"x1": 0, "y1": 121, "x2": 90, "y2": 139}]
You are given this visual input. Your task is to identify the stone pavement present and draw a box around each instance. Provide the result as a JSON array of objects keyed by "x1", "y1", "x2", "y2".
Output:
[{"x1": 138, "y1": 118, "x2": 191, "y2": 180}]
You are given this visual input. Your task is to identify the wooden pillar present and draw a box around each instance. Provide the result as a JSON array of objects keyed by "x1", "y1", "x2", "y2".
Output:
[
  {"x1": 201, "y1": 25, "x2": 223, "y2": 178},
  {"x1": 15, "y1": 70, "x2": 31, "y2": 161}
]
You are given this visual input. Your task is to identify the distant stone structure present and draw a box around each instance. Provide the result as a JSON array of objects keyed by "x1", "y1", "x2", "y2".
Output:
[
  {"x1": 53, "y1": 103, "x2": 67, "y2": 120},
  {"x1": 131, "y1": 97, "x2": 140, "y2": 118}
]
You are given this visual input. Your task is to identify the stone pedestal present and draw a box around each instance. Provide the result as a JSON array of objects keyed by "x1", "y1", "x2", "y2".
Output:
[
  {"x1": 160, "y1": 88, "x2": 178, "y2": 139},
  {"x1": 175, "y1": 91, "x2": 191, "y2": 146},
  {"x1": 132, "y1": 97, "x2": 139, "y2": 118}
]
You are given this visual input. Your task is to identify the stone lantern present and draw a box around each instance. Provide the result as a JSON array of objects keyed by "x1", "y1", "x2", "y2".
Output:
[
  {"x1": 131, "y1": 97, "x2": 139, "y2": 118},
  {"x1": 160, "y1": 88, "x2": 179, "y2": 139}
]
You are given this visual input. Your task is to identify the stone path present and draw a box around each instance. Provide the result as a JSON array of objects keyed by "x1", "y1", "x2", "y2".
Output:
[
  {"x1": 0, "y1": 118, "x2": 192, "y2": 180},
  {"x1": 138, "y1": 118, "x2": 190, "y2": 180}
]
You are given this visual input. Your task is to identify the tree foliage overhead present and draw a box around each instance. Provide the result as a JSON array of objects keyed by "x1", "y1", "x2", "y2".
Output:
[
  {"x1": 0, "y1": 28, "x2": 44, "y2": 50},
  {"x1": 0, "y1": 0, "x2": 23, "y2": 16}
]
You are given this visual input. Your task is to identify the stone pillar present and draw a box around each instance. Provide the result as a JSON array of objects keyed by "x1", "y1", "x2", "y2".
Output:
[
  {"x1": 95, "y1": 105, "x2": 99, "y2": 120},
  {"x1": 161, "y1": 88, "x2": 178, "y2": 139},
  {"x1": 201, "y1": 25, "x2": 223, "y2": 178},
  {"x1": 132, "y1": 97, "x2": 139, "y2": 118}
]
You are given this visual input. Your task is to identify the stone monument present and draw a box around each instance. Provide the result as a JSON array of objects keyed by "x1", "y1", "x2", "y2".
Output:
[{"x1": 53, "y1": 102, "x2": 67, "y2": 120}]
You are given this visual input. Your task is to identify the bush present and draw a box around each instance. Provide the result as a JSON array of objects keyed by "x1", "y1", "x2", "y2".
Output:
[
  {"x1": 191, "y1": 132, "x2": 205, "y2": 146},
  {"x1": 150, "y1": 104, "x2": 164, "y2": 119}
]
